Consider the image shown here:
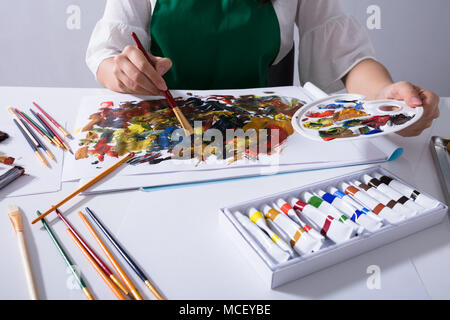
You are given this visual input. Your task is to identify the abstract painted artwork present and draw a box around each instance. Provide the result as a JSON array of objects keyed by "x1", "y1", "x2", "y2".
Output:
[
  {"x1": 62, "y1": 87, "x2": 406, "y2": 186},
  {"x1": 74, "y1": 94, "x2": 305, "y2": 166}
]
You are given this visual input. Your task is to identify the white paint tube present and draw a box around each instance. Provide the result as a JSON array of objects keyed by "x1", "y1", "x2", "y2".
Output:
[
  {"x1": 234, "y1": 212, "x2": 290, "y2": 264},
  {"x1": 247, "y1": 207, "x2": 295, "y2": 257},
  {"x1": 362, "y1": 174, "x2": 424, "y2": 214},
  {"x1": 289, "y1": 197, "x2": 354, "y2": 244},
  {"x1": 339, "y1": 182, "x2": 405, "y2": 224},
  {"x1": 315, "y1": 189, "x2": 382, "y2": 233},
  {"x1": 351, "y1": 179, "x2": 416, "y2": 218},
  {"x1": 275, "y1": 198, "x2": 325, "y2": 241},
  {"x1": 373, "y1": 173, "x2": 440, "y2": 210},
  {"x1": 262, "y1": 205, "x2": 322, "y2": 255},
  {"x1": 327, "y1": 186, "x2": 382, "y2": 222},
  {"x1": 301, "y1": 191, "x2": 363, "y2": 235}
]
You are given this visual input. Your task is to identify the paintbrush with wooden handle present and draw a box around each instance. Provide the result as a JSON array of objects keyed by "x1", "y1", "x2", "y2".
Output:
[
  {"x1": 8, "y1": 205, "x2": 38, "y2": 300},
  {"x1": 131, "y1": 32, "x2": 194, "y2": 136}
]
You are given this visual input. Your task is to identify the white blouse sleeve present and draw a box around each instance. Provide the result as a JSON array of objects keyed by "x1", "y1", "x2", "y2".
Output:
[
  {"x1": 85, "y1": 0, "x2": 152, "y2": 79},
  {"x1": 296, "y1": 0, "x2": 376, "y2": 93}
]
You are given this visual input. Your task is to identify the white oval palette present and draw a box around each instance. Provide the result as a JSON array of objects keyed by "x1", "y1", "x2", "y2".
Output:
[{"x1": 291, "y1": 94, "x2": 423, "y2": 142}]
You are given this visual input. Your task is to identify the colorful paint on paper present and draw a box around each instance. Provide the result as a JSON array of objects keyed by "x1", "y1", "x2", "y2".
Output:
[
  {"x1": 75, "y1": 95, "x2": 304, "y2": 165},
  {"x1": 0, "y1": 155, "x2": 15, "y2": 165}
]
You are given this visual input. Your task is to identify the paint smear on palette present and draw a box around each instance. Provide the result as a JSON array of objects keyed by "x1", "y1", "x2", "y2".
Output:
[
  {"x1": 333, "y1": 109, "x2": 369, "y2": 121},
  {"x1": 319, "y1": 127, "x2": 359, "y2": 141},
  {"x1": 304, "y1": 118, "x2": 334, "y2": 129},
  {"x1": 305, "y1": 110, "x2": 334, "y2": 118},
  {"x1": 343, "y1": 119, "x2": 364, "y2": 128},
  {"x1": 389, "y1": 114, "x2": 415, "y2": 126},
  {"x1": 75, "y1": 95, "x2": 304, "y2": 166},
  {"x1": 362, "y1": 116, "x2": 391, "y2": 129},
  {"x1": 359, "y1": 126, "x2": 383, "y2": 135},
  {"x1": 318, "y1": 104, "x2": 345, "y2": 110}
]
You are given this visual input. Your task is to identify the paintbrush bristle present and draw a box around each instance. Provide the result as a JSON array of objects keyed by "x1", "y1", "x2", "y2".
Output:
[
  {"x1": 7, "y1": 107, "x2": 16, "y2": 116},
  {"x1": 8, "y1": 205, "x2": 23, "y2": 232},
  {"x1": 8, "y1": 205, "x2": 19, "y2": 213}
]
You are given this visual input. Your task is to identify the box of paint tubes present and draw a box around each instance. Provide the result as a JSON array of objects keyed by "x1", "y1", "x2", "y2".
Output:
[{"x1": 219, "y1": 166, "x2": 448, "y2": 288}]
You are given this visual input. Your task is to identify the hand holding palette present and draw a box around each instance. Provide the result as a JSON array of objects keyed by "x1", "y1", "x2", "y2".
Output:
[
  {"x1": 219, "y1": 167, "x2": 447, "y2": 288},
  {"x1": 292, "y1": 91, "x2": 423, "y2": 141}
]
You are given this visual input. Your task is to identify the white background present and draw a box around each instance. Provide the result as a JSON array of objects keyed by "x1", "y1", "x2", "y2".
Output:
[{"x1": 0, "y1": 0, "x2": 449, "y2": 96}]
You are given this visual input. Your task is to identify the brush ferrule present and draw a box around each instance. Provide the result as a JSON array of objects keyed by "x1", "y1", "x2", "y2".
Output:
[{"x1": 8, "y1": 207, "x2": 24, "y2": 232}]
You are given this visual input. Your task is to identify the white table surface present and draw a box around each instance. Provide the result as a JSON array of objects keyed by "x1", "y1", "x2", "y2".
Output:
[{"x1": 0, "y1": 87, "x2": 449, "y2": 300}]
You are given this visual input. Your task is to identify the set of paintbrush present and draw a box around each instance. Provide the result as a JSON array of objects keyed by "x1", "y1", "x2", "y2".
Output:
[
  {"x1": 8, "y1": 204, "x2": 164, "y2": 300},
  {"x1": 10, "y1": 153, "x2": 162, "y2": 299},
  {"x1": 7, "y1": 102, "x2": 72, "y2": 168},
  {"x1": 35, "y1": 207, "x2": 164, "y2": 300}
]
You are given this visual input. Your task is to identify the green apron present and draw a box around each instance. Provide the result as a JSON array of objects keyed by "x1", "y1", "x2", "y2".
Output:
[{"x1": 150, "y1": 0, "x2": 281, "y2": 90}]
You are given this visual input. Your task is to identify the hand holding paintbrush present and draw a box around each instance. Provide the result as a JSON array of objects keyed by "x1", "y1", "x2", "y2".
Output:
[
  {"x1": 95, "y1": 32, "x2": 193, "y2": 135},
  {"x1": 131, "y1": 32, "x2": 194, "y2": 136}
]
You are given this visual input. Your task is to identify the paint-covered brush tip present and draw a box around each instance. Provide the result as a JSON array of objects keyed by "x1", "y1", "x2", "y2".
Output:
[{"x1": 126, "y1": 152, "x2": 137, "y2": 163}]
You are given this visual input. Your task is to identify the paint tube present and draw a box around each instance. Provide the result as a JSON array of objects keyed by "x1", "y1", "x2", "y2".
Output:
[
  {"x1": 266, "y1": 219, "x2": 292, "y2": 248},
  {"x1": 272, "y1": 199, "x2": 303, "y2": 224},
  {"x1": 339, "y1": 182, "x2": 405, "y2": 224},
  {"x1": 327, "y1": 186, "x2": 382, "y2": 222},
  {"x1": 301, "y1": 192, "x2": 363, "y2": 235},
  {"x1": 315, "y1": 189, "x2": 382, "y2": 233},
  {"x1": 275, "y1": 199, "x2": 325, "y2": 241},
  {"x1": 351, "y1": 179, "x2": 416, "y2": 219},
  {"x1": 247, "y1": 208, "x2": 295, "y2": 257},
  {"x1": 289, "y1": 197, "x2": 353, "y2": 244},
  {"x1": 262, "y1": 205, "x2": 322, "y2": 255},
  {"x1": 234, "y1": 212, "x2": 290, "y2": 264},
  {"x1": 373, "y1": 173, "x2": 439, "y2": 210},
  {"x1": 362, "y1": 174, "x2": 424, "y2": 214}
]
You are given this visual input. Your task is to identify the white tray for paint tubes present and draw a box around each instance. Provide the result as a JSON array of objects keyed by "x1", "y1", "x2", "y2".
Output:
[
  {"x1": 219, "y1": 166, "x2": 448, "y2": 288},
  {"x1": 291, "y1": 83, "x2": 423, "y2": 142}
]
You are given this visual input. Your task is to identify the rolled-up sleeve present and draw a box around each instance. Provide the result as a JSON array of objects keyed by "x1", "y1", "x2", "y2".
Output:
[
  {"x1": 86, "y1": 0, "x2": 152, "y2": 79},
  {"x1": 297, "y1": 0, "x2": 376, "y2": 93}
]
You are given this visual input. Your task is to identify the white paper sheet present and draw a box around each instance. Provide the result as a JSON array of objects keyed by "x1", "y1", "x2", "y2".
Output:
[
  {"x1": 62, "y1": 86, "x2": 380, "y2": 182},
  {"x1": 0, "y1": 112, "x2": 64, "y2": 197},
  {"x1": 64, "y1": 87, "x2": 306, "y2": 180},
  {"x1": 79, "y1": 136, "x2": 399, "y2": 194},
  {"x1": 59, "y1": 85, "x2": 404, "y2": 194}
]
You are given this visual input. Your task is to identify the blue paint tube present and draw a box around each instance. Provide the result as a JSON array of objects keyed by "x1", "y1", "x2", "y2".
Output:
[
  {"x1": 315, "y1": 190, "x2": 383, "y2": 233},
  {"x1": 327, "y1": 186, "x2": 382, "y2": 222}
]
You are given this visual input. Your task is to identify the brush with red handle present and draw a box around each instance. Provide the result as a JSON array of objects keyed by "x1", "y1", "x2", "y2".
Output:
[{"x1": 131, "y1": 32, "x2": 194, "y2": 136}]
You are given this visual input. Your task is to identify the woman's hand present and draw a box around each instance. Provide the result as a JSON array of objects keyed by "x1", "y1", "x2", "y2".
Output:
[
  {"x1": 344, "y1": 60, "x2": 440, "y2": 137},
  {"x1": 377, "y1": 81, "x2": 440, "y2": 137},
  {"x1": 97, "y1": 45, "x2": 172, "y2": 96}
]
